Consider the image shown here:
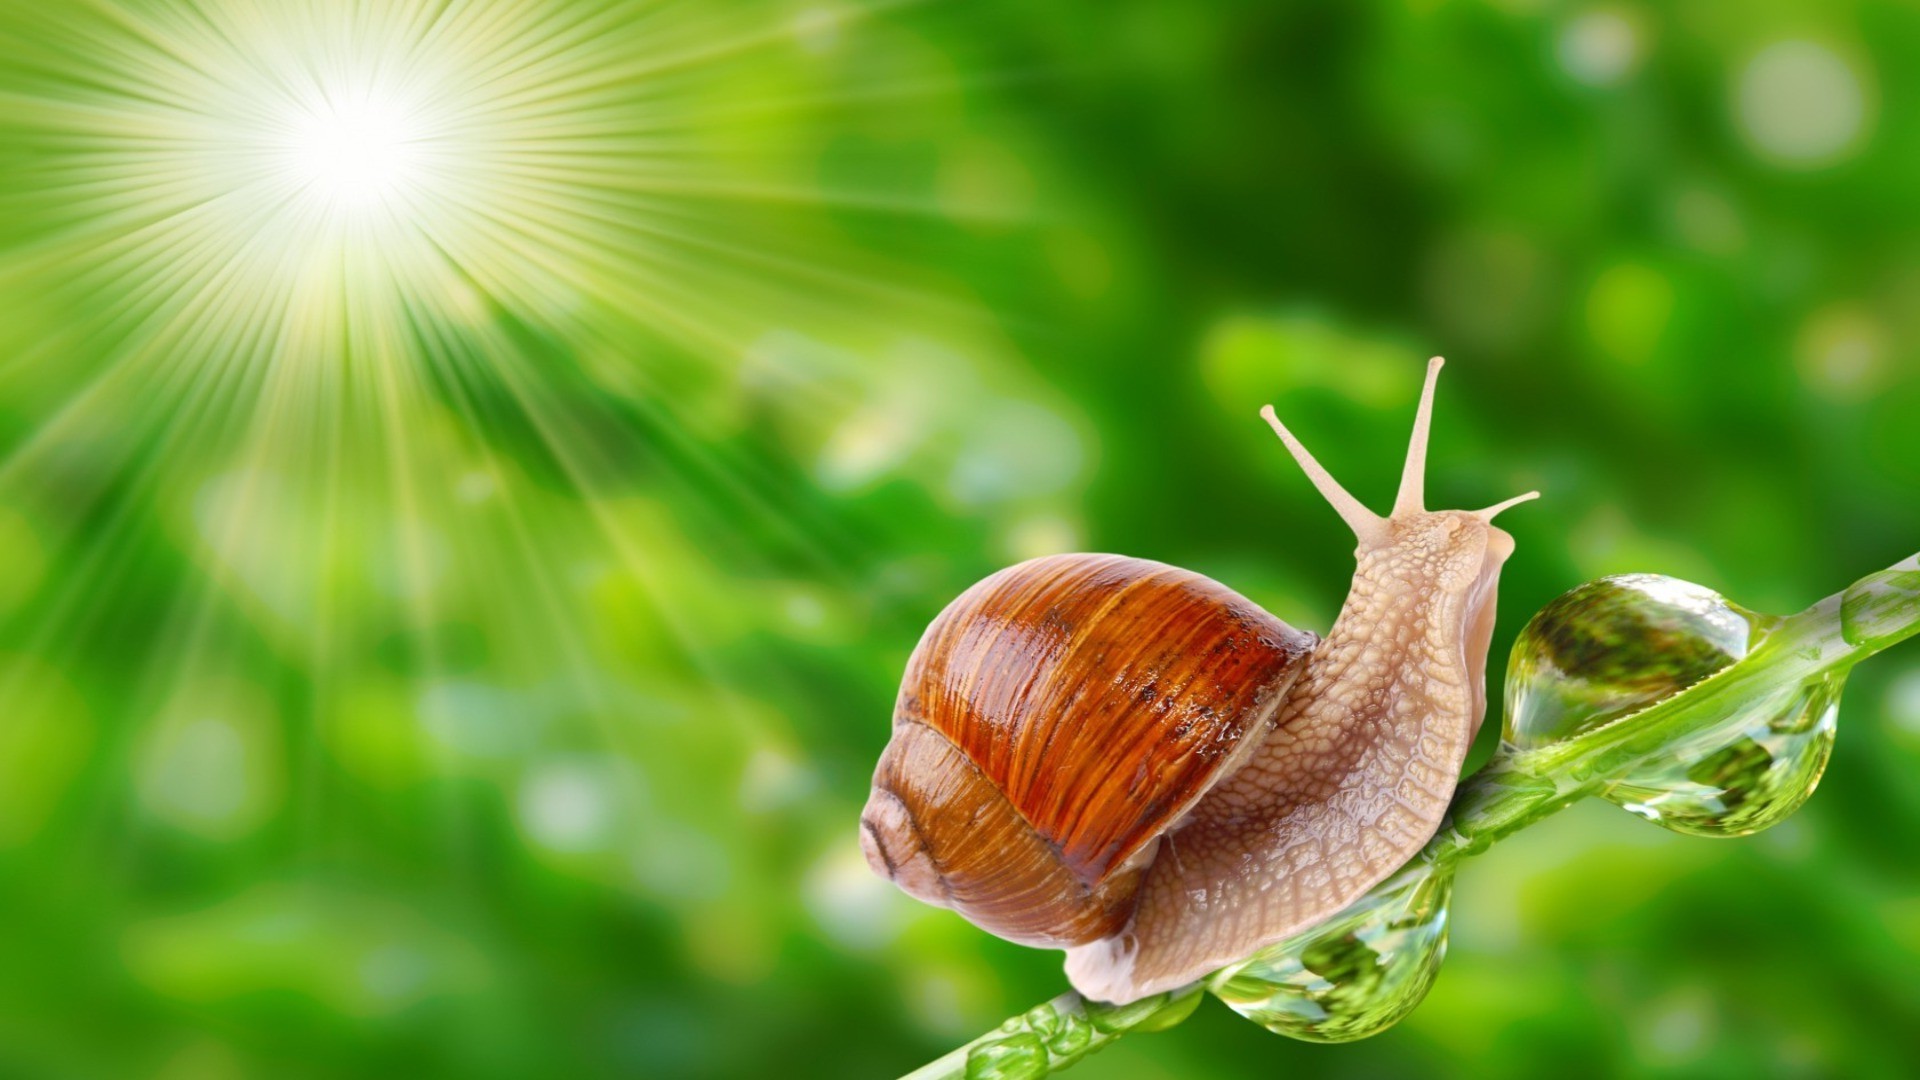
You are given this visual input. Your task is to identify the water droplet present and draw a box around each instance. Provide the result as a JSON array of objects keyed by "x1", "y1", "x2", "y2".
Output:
[
  {"x1": 965, "y1": 1028, "x2": 1046, "y2": 1080},
  {"x1": 1840, "y1": 557, "x2": 1920, "y2": 648},
  {"x1": 1504, "y1": 574, "x2": 1765, "y2": 749},
  {"x1": 959, "y1": 990, "x2": 1200, "y2": 1080},
  {"x1": 1503, "y1": 574, "x2": 1842, "y2": 836},
  {"x1": 1603, "y1": 672, "x2": 1842, "y2": 837},
  {"x1": 1020, "y1": 1001, "x2": 1091, "y2": 1065},
  {"x1": 1208, "y1": 864, "x2": 1452, "y2": 1043}
]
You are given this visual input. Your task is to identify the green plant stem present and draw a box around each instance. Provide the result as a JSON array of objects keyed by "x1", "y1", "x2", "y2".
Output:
[{"x1": 900, "y1": 551, "x2": 1920, "y2": 1080}]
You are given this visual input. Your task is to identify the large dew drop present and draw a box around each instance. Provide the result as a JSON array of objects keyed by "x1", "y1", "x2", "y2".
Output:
[
  {"x1": 1604, "y1": 671, "x2": 1842, "y2": 837},
  {"x1": 1208, "y1": 863, "x2": 1453, "y2": 1043},
  {"x1": 1504, "y1": 573, "x2": 1842, "y2": 837},
  {"x1": 1504, "y1": 574, "x2": 1764, "y2": 749}
]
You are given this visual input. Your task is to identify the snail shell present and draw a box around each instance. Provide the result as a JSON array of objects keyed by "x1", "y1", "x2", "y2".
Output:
[
  {"x1": 861, "y1": 553, "x2": 1318, "y2": 947},
  {"x1": 861, "y1": 358, "x2": 1537, "y2": 1003}
]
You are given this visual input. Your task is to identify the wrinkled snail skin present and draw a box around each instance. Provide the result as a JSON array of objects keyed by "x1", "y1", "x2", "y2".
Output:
[{"x1": 860, "y1": 357, "x2": 1538, "y2": 1006}]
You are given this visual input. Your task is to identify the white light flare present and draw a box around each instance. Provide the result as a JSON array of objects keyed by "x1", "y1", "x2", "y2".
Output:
[{"x1": 279, "y1": 89, "x2": 425, "y2": 212}]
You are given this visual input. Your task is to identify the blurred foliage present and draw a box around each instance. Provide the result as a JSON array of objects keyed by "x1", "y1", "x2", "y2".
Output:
[{"x1": 0, "y1": 0, "x2": 1918, "y2": 1078}]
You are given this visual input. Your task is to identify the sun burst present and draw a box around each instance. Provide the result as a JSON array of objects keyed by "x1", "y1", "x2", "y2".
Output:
[
  {"x1": 279, "y1": 88, "x2": 426, "y2": 212},
  {"x1": 0, "y1": 3, "x2": 1081, "y2": 1067},
  {"x1": 0, "y1": 0, "x2": 1030, "y2": 728},
  {"x1": 0, "y1": 0, "x2": 1028, "y2": 882}
]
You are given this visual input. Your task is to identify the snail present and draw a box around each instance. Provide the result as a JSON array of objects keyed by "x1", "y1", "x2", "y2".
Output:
[{"x1": 859, "y1": 358, "x2": 1538, "y2": 1004}]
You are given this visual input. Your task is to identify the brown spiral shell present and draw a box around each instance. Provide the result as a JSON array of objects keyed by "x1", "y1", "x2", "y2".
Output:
[{"x1": 859, "y1": 553, "x2": 1317, "y2": 947}]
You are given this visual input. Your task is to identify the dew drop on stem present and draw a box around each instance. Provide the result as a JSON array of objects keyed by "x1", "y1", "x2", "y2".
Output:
[
  {"x1": 1503, "y1": 574, "x2": 1764, "y2": 749},
  {"x1": 1207, "y1": 863, "x2": 1453, "y2": 1043},
  {"x1": 1502, "y1": 573, "x2": 1842, "y2": 837},
  {"x1": 1603, "y1": 672, "x2": 1841, "y2": 837}
]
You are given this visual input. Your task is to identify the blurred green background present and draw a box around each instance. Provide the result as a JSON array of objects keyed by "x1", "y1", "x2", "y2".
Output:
[{"x1": 1, "y1": 0, "x2": 1918, "y2": 1077}]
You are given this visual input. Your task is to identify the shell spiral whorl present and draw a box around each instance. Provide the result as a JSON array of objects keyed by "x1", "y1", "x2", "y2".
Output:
[{"x1": 860, "y1": 552, "x2": 1318, "y2": 948}]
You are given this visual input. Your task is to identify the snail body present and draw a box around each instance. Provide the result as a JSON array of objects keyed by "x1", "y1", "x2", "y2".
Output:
[{"x1": 861, "y1": 358, "x2": 1536, "y2": 1004}]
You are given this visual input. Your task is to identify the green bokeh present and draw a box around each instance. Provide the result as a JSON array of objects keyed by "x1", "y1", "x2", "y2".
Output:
[{"x1": 1, "y1": 1, "x2": 1918, "y2": 1078}]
